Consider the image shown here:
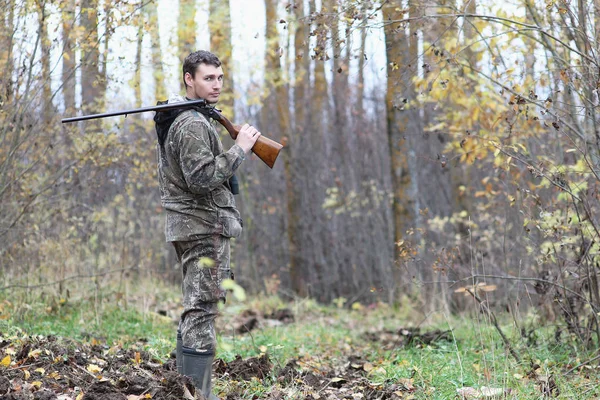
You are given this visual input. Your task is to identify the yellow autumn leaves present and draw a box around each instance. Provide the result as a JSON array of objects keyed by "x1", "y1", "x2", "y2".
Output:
[{"x1": 0, "y1": 355, "x2": 10, "y2": 367}]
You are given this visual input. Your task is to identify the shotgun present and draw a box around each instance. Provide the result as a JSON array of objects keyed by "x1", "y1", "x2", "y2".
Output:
[{"x1": 61, "y1": 99, "x2": 283, "y2": 168}]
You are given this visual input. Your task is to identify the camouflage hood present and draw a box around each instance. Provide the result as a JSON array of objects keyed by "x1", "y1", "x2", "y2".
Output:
[
  {"x1": 154, "y1": 95, "x2": 214, "y2": 147},
  {"x1": 154, "y1": 102, "x2": 182, "y2": 147}
]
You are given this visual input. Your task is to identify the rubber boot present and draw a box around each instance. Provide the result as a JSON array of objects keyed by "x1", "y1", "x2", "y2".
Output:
[
  {"x1": 182, "y1": 346, "x2": 219, "y2": 400},
  {"x1": 176, "y1": 329, "x2": 183, "y2": 374}
]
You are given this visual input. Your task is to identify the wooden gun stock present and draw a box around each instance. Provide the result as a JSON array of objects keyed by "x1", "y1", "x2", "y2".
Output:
[{"x1": 210, "y1": 110, "x2": 283, "y2": 169}]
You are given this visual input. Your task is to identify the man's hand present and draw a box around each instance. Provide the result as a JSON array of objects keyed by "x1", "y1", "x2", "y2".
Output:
[{"x1": 236, "y1": 123, "x2": 262, "y2": 154}]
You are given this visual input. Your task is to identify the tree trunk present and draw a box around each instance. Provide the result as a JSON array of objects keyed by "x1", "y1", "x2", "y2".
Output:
[
  {"x1": 293, "y1": 0, "x2": 309, "y2": 131},
  {"x1": 209, "y1": 0, "x2": 234, "y2": 117},
  {"x1": 356, "y1": 1, "x2": 368, "y2": 114},
  {"x1": 178, "y1": 0, "x2": 197, "y2": 92},
  {"x1": 38, "y1": 0, "x2": 53, "y2": 124},
  {"x1": 305, "y1": 0, "x2": 335, "y2": 298},
  {"x1": 80, "y1": 0, "x2": 102, "y2": 113},
  {"x1": 134, "y1": 12, "x2": 144, "y2": 108},
  {"x1": 328, "y1": 0, "x2": 348, "y2": 165},
  {"x1": 146, "y1": 1, "x2": 167, "y2": 101},
  {"x1": 61, "y1": 0, "x2": 76, "y2": 114},
  {"x1": 0, "y1": 0, "x2": 15, "y2": 103},
  {"x1": 311, "y1": 0, "x2": 328, "y2": 118},
  {"x1": 98, "y1": 0, "x2": 112, "y2": 103},
  {"x1": 383, "y1": 0, "x2": 416, "y2": 253}
]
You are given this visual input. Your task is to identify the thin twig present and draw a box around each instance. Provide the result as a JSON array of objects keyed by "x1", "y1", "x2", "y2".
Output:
[
  {"x1": 465, "y1": 288, "x2": 521, "y2": 363},
  {"x1": 0, "y1": 267, "x2": 138, "y2": 291},
  {"x1": 425, "y1": 274, "x2": 594, "y2": 310},
  {"x1": 563, "y1": 352, "x2": 600, "y2": 376}
]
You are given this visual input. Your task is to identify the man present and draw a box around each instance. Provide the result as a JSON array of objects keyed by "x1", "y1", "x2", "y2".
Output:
[{"x1": 154, "y1": 50, "x2": 261, "y2": 399}]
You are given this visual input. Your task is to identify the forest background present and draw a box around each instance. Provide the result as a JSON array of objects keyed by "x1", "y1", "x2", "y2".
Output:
[{"x1": 3, "y1": 0, "x2": 600, "y2": 352}]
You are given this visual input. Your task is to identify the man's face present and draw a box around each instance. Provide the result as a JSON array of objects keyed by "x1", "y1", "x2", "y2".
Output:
[{"x1": 185, "y1": 63, "x2": 224, "y2": 103}]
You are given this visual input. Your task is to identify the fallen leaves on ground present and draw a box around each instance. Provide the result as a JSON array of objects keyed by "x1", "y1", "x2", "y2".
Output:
[
  {"x1": 0, "y1": 329, "x2": 417, "y2": 400},
  {"x1": 0, "y1": 332, "x2": 193, "y2": 400},
  {"x1": 216, "y1": 353, "x2": 416, "y2": 399}
]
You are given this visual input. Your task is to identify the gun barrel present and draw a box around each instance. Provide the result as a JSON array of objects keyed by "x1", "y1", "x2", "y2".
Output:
[{"x1": 61, "y1": 99, "x2": 208, "y2": 123}]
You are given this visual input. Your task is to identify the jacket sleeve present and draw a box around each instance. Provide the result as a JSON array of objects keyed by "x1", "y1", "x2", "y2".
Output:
[{"x1": 174, "y1": 118, "x2": 246, "y2": 195}]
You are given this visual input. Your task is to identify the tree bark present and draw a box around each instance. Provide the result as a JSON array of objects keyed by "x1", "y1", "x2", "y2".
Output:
[
  {"x1": 356, "y1": 1, "x2": 368, "y2": 114},
  {"x1": 80, "y1": 0, "x2": 102, "y2": 113},
  {"x1": 38, "y1": 0, "x2": 53, "y2": 124},
  {"x1": 178, "y1": 0, "x2": 197, "y2": 92},
  {"x1": 134, "y1": 13, "x2": 144, "y2": 108},
  {"x1": 146, "y1": 1, "x2": 167, "y2": 101},
  {"x1": 383, "y1": 0, "x2": 416, "y2": 253},
  {"x1": 328, "y1": 0, "x2": 349, "y2": 165},
  {"x1": 293, "y1": 0, "x2": 309, "y2": 132},
  {"x1": 209, "y1": 0, "x2": 234, "y2": 117},
  {"x1": 0, "y1": 0, "x2": 15, "y2": 103},
  {"x1": 99, "y1": 0, "x2": 112, "y2": 102},
  {"x1": 311, "y1": 0, "x2": 328, "y2": 116},
  {"x1": 61, "y1": 0, "x2": 76, "y2": 114}
]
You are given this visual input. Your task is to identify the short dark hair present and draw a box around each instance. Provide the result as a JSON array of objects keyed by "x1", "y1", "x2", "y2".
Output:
[{"x1": 182, "y1": 50, "x2": 222, "y2": 88}]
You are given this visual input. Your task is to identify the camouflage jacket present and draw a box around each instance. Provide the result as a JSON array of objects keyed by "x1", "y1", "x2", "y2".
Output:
[{"x1": 156, "y1": 95, "x2": 246, "y2": 241}]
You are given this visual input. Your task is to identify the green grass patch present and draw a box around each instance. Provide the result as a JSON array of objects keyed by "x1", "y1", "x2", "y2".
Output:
[
  {"x1": 214, "y1": 298, "x2": 600, "y2": 399},
  {"x1": 0, "y1": 292, "x2": 176, "y2": 359}
]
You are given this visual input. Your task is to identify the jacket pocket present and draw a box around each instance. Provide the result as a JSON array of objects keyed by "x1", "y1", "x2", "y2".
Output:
[
  {"x1": 212, "y1": 187, "x2": 243, "y2": 238},
  {"x1": 212, "y1": 186, "x2": 236, "y2": 208},
  {"x1": 221, "y1": 216, "x2": 242, "y2": 238}
]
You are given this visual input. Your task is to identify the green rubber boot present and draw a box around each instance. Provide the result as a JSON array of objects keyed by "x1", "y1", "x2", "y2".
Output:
[{"x1": 181, "y1": 346, "x2": 219, "y2": 400}]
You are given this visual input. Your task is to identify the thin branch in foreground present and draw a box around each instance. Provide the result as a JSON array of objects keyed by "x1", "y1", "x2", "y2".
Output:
[
  {"x1": 563, "y1": 352, "x2": 600, "y2": 376},
  {"x1": 466, "y1": 288, "x2": 521, "y2": 363},
  {"x1": 0, "y1": 266, "x2": 138, "y2": 291}
]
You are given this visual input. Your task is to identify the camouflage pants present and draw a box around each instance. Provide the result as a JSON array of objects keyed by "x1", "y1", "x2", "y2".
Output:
[{"x1": 172, "y1": 235, "x2": 232, "y2": 352}]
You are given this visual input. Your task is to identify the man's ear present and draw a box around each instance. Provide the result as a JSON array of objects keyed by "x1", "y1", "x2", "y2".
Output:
[{"x1": 184, "y1": 72, "x2": 193, "y2": 88}]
